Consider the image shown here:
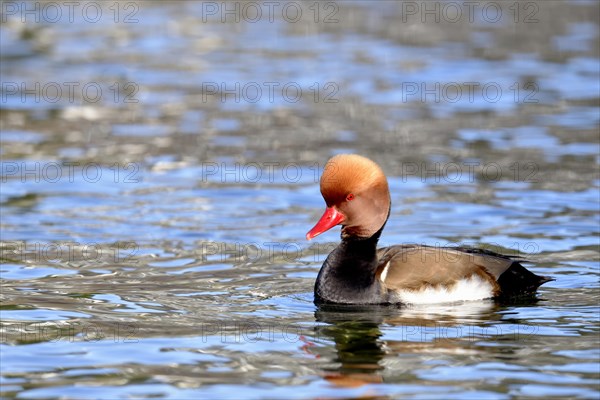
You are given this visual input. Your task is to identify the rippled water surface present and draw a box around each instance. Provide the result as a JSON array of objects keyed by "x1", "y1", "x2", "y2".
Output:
[{"x1": 1, "y1": 1, "x2": 599, "y2": 399}]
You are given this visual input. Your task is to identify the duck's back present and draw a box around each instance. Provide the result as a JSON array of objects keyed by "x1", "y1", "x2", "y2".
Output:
[{"x1": 375, "y1": 245, "x2": 552, "y2": 304}]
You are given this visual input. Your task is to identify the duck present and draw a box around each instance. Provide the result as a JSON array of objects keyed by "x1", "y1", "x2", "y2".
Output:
[{"x1": 306, "y1": 154, "x2": 552, "y2": 305}]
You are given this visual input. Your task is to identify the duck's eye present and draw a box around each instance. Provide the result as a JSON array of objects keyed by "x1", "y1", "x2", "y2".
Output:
[{"x1": 346, "y1": 193, "x2": 355, "y2": 201}]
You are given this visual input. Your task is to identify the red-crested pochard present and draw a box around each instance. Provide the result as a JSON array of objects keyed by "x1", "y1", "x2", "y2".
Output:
[{"x1": 306, "y1": 154, "x2": 552, "y2": 305}]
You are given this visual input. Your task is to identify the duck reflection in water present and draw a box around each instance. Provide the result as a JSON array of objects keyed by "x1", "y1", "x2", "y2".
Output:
[{"x1": 310, "y1": 299, "x2": 541, "y2": 389}]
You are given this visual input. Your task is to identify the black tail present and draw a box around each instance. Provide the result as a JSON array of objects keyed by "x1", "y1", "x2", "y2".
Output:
[{"x1": 496, "y1": 261, "x2": 554, "y2": 299}]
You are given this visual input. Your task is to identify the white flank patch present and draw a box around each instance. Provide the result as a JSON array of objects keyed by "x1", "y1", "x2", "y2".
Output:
[
  {"x1": 392, "y1": 275, "x2": 494, "y2": 305},
  {"x1": 380, "y1": 261, "x2": 391, "y2": 282}
]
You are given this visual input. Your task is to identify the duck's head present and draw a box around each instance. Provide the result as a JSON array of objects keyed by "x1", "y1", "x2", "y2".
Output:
[{"x1": 306, "y1": 154, "x2": 391, "y2": 240}]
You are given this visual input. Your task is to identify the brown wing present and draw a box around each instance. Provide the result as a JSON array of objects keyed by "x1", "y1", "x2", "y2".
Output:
[{"x1": 375, "y1": 245, "x2": 513, "y2": 295}]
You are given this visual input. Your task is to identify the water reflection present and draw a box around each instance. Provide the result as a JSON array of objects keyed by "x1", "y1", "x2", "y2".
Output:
[
  {"x1": 312, "y1": 299, "x2": 551, "y2": 388},
  {"x1": 316, "y1": 305, "x2": 388, "y2": 381}
]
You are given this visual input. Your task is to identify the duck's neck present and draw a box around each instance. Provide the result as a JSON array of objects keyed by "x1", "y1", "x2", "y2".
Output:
[{"x1": 314, "y1": 225, "x2": 386, "y2": 304}]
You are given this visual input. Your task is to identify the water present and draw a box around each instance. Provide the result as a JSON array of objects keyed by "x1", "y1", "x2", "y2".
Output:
[{"x1": 1, "y1": 1, "x2": 599, "y2": 399}]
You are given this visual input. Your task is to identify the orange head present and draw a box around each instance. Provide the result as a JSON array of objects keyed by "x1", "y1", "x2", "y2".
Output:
[{"x1": 306, "y1": 154, "x2": 391, "y2": 240}]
